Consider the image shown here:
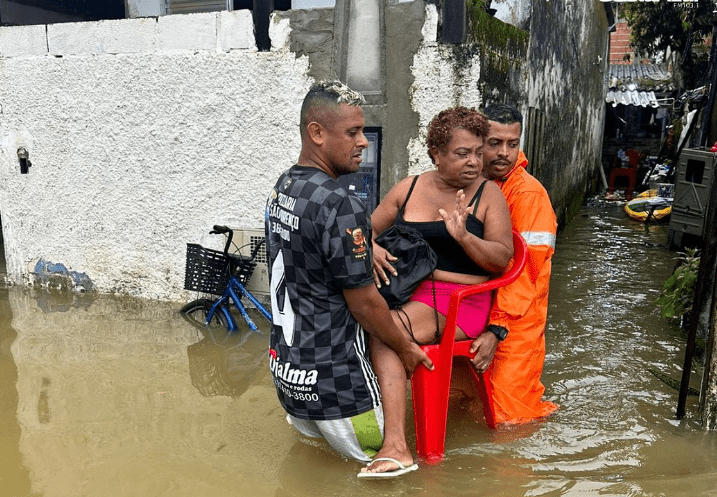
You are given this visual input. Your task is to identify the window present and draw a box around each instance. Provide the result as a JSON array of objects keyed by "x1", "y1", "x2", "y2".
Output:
[
  {"x1": 291, "y1": 0, "x2": 335, "y2": 7},
  {"x1": 165, "y1": 1, "x2": 292, "y2": 15},
  {"x1": 686, "y1": 159, "x2": 705, "y2": 184},
  {"x1": 165, "y1": 0, "x2": 231, "y2": 15}
]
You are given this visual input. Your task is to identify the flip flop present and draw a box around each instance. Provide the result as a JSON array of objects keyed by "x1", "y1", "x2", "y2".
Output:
[{"x1": 357, "y1": 457, "x2": 419, "y2": 479}]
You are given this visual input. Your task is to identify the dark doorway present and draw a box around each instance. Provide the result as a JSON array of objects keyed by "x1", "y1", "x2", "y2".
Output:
[
  {"x1": 233, "y1": 0, "x2": 291, "y2": 51},
  {"x1": 234, "y1": 0, "x2": 291, "y2": 9}
]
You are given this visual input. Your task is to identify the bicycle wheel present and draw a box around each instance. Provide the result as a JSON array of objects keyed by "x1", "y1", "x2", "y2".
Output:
[{"x1": 180, "y1": 299, "x2": 229, "y2": 329}]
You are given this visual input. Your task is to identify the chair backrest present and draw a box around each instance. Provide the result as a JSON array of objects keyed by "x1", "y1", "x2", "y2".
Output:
[
  {"x1": 434, "y1": 229, "x2": 528, "y2": 362},
  {"x1": 625, "y1": 149, "x2": 641, "y2": 168},
  {"x1": 444, "y1": 229, "x2": 527, "y2": 310}
]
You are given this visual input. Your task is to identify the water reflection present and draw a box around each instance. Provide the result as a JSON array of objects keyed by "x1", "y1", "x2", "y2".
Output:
[
  {"x1": 1, "y1": 202, "x2": 717, "y2": 496},
  {"x1": 0, "y1": 287, "x2": 36, "y2": 497},
  {"x1": 186, "y1": 324, "x2": 266, "y2": 398}
]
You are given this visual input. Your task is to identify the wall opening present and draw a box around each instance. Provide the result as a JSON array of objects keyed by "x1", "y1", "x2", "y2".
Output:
[{"x1": 524, "y1": 106, "x2": 545, "y2": 179}]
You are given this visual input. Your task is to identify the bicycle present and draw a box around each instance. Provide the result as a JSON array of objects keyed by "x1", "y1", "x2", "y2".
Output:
[{"x1": 180, "y1": 225, "x2": 272, "y2": 333}]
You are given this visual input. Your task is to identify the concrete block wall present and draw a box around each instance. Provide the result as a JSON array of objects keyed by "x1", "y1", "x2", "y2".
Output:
[
  {"x1": 0, "y1": 2, "x2": 610, "y2": 301},
  {"x1": 1, "y1": 11, "x2": 263, "y2": 57},
  {"x1": 0, "y1": 11, "x2": 309, "y2": 301},
  {"x1": 0, "y1": 2, "x2": 493, "y2": 303}
]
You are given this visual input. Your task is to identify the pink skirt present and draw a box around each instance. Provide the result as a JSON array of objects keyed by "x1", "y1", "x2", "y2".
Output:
[{"x1": 409, "y1": 280, "x2": 491, "y2": 338}]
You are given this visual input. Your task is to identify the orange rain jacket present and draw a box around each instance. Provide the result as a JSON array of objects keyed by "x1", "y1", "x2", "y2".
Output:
[{"x1": 489, "y1": 151, "x2": 559, "y2": 424}]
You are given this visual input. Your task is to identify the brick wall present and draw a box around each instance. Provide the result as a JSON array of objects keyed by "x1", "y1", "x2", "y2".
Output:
[{"x1": 610, "y1": 22, "x2": 633, "y2": 64}]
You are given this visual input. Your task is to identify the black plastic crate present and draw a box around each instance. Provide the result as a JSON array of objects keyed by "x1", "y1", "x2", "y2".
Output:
[
  {"x1": 184, "y1": 244, "x2": 231, "y2": 295},
  {"x1": 184, "y1": 243, "x2": 257, "y2": 295}
]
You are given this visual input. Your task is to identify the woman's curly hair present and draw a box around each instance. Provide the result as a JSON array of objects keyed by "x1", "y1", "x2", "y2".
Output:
[{"x1": 426, "y1": 106, "x2": 489, "y2": 163}]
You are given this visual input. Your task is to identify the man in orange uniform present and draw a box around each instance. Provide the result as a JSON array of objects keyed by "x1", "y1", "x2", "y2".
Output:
[{"x1": 468, "y1": 103, "x2": 558, "y2": 424}]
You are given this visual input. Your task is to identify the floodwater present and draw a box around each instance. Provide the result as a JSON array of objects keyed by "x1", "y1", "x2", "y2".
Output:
[{"x1": 1, "y1": 201, "x2": 717, "y2": 497}]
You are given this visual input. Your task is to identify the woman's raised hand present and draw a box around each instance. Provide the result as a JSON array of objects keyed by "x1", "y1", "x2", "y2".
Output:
[{"x1": 439, "y1": 189, "x2": 471, "y2": 244}]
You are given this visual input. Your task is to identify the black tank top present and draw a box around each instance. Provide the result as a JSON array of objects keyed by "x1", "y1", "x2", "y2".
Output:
[{"x1": 394, "y1": 175, "x2": 491, "y2": 277}]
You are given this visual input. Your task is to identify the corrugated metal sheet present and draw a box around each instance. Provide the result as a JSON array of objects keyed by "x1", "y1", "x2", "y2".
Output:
[
  {"x1": 606, "y1": 90, "x2": 659, "y2": 108},
  {"x1": 609, "y1": 63, "x2": 671, "y2": 82},
  {"x1": 608, "y1": 63, "x2": 673, "y2": 91}
]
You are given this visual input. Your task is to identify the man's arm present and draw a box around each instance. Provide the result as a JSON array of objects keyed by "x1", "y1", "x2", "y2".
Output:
[
  {"x1": 470, "y1": 187, "x2": 556, "y2": 370},
  {"x1": 491, "y1": 189, "x2": 556, "y2": 325},
  {"x1": 343, "y1": 284, "x2": 433, "y2": 376}
]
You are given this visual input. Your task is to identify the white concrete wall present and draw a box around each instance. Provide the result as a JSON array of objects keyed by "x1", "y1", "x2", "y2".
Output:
[
  {"x1": 0, "y1": 3, "x2": 490, "y2": 303},
  {"x1": 0, "y1": 11, "x2": 311, "y2": 302},
  {"x1": 407, "y1": 4, "x2": 484, "y2": 176},
  {"x1": 492, "y1": 0, "x2": 531, "y2": 30}
]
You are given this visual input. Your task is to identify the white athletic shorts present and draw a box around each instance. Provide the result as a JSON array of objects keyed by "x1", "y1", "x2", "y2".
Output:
[{"x1": 286, "y1": 405, "x2": 385, "y2": 462}]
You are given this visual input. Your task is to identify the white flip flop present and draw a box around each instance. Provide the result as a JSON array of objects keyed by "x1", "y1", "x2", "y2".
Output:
[{"x1": 357, "y1": 457, "x2": 419, "y2": 479}]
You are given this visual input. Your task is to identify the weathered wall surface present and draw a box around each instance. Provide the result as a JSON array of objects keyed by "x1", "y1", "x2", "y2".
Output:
[
  {"x1": 407, "y1": 4, "x2": 485, "y2": 176},
  {"x1": 469, "y1": 0, "x2": 528, "y2": 108},
  {"x1": 0, "y1": 12, "x2": 310, "y2": 301},
  {"x1": 405, "y1": 3, "x2": 525, "y2": 177},
  {"x1": 526, "y1": 0, "x2": 609, "y2": 226},
  {"x1": 381, "y1": 0, "x2": 428, "y2": 189},
  {"x1": 0, "y1": 1, "x2": 608, "y2": 302}
]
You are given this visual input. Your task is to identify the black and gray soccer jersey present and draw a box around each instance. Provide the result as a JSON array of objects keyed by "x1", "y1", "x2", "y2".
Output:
[{"x1": 265, "y1": 165, "x2": 380, "y2": 420}]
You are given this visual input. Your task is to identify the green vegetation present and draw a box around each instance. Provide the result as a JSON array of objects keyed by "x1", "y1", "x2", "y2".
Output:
[
  {"x1": 621, "y1": 1, "x2": 714, "y2": 89},
  {"x1": 656, "y1": 248, "x2": 700, "y2": 319},
  {"x1": 467, "y1": 0, "x2": 528, "y2": 56},
  {"x1": 465, "y1": 0, "x2": 527, "y2": 103}
]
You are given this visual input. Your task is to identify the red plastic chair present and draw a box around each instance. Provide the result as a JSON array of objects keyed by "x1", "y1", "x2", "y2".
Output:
[
  {"x1": 608, "y1": 149, "x2": 641, "y2": 200},
  {"x1": 410, "y1": 229, "x2": 528, "y2": 464}
]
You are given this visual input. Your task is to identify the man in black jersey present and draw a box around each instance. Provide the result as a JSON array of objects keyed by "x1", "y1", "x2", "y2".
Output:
[{"x1": 265, "y1": 80, "x2": 432, "y2": 477}]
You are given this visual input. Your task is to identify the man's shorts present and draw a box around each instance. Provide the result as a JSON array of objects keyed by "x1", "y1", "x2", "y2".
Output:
[{"x1": 286, "y1": 405, "x2": 384, "y2": 462}]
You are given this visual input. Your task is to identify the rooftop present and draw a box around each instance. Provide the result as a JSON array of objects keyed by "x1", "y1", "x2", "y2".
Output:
[{"x1": 608, "y1": 64, "x2": 674, "y2": 92}]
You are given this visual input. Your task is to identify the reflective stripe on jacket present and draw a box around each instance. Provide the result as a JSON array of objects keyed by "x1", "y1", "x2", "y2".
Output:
[{"x1": 489, "y1": 151, "x2": 559, "y2": 424}]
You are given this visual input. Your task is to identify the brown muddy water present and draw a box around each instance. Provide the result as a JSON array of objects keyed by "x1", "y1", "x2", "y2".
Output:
[{"x1": 1, "y1": 201, "x2": 717, "y2": 497}]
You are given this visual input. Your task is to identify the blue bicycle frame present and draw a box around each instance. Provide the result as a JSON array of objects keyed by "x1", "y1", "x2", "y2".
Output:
[{"x1": 206, "y1": 274, "x2": 272, "y2": 333}]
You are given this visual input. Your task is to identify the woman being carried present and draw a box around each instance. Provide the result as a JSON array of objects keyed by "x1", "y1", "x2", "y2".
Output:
[
  {"x1": 359, "y1": 106, "x2": 513, "y2": 477},
  {"x1": 374, "y1": 106, "x2": 513, "y2": 344}
]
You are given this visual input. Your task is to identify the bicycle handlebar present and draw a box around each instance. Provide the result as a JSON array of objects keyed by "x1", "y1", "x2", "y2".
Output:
[
  {"x1": 210, "y1": 225, "x2": 233, "y2": 255},
  {"x1": 209, "y1": 225, "x2": 265, "y2": 262}
]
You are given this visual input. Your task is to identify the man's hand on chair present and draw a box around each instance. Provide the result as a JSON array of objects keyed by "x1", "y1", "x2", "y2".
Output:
[{"x1": 469, "y1": 332, "x2": 499, "y2": 373}]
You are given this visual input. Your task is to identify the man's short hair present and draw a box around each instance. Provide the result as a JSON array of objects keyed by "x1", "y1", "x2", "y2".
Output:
[
  {"x1": 300, "y1": 80, "x2": 366, "y2": 132},
  {"x1": 483, "y1": 103, "x2": 523, "y2": 128}
]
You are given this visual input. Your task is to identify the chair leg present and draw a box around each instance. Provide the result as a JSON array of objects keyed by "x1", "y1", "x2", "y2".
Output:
[
  {"x1": 411, "y1": 348, "x2": 450, "y2": 464},
  {"x1": 469, "y1": 365, "x2": 497, "y2": 429},
  {"x1": 453, "y1": 357, "x2": 497, "y2": 429}
]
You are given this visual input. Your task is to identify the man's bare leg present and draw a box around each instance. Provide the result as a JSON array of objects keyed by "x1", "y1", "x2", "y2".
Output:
[
  {"x1": 361, "y1": 335, "x2": 413, "y2": 473},
  {"x1": 361, "y1": 303, "x2": 446, "y2": 473}
]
